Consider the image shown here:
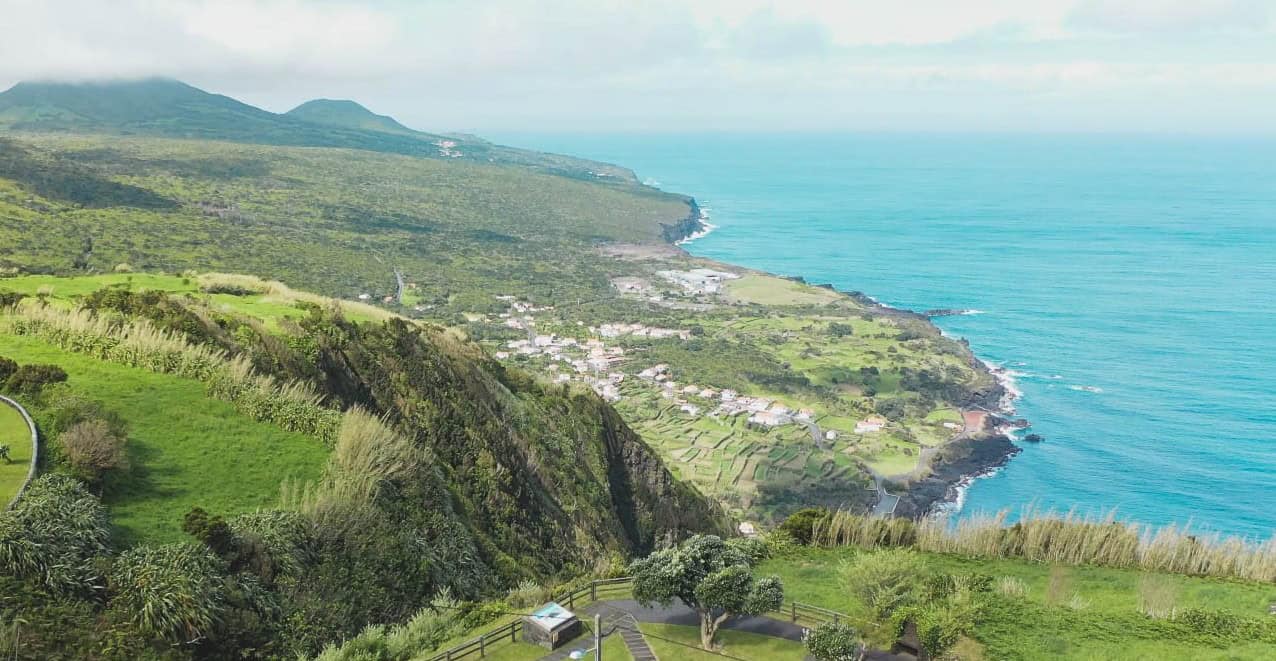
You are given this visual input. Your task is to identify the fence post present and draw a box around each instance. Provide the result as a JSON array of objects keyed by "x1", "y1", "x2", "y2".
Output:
[
  {"x1": 791, "y1": 602, "x2": 797, "y2": 622},
  {"x1": 569, "y1": 591, "x2": 575, "y2": 610},
  {"x1": 480, "y1": 633, "x2": 486, "y2": 658},
  {"x1": 591, "y1": 581, "x2": 597, "y2": 603},
  {"x1": 833, "y1": 613, "x2": 840, "y2": 626},
  {"x1": 511, "y1": 622, "x2": 517, "y2": 644}
]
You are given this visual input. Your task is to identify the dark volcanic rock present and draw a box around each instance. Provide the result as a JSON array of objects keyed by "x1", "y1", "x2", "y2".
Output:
[{"x1": 893, "y1": 434, "x2": 1021, "y2": 518}]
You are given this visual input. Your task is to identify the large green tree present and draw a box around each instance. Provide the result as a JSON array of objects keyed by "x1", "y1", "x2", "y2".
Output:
[{"x1": 629, "y1": 535, "x2": 783, "y2": 649}]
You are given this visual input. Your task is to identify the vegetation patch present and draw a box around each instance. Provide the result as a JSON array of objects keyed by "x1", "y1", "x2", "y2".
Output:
[{"x1": 0, "y1": 332, "x2": 328, "y2": 544}]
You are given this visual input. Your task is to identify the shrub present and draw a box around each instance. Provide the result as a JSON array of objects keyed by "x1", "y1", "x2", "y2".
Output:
[
  {"x1": 58, "y1": 419, "x2": 129, "y2": 487},
  {"x1": 108, "y1": 543, "x2": 226, "y2": 642},
  {"x1": 506, "y1": 579, "x2": 549, "y2": 609},
  {"x1": 779, "y1": 507, "x2": 830, "y2": 545},
  {"x1": 4, "y1": 363, "x2": 67, "y2": 394},
  {"x1": 897, "y1": 574, "x2": 987, "y2": 660},
  {"x1": 726, "y1": 536, "x2": 769, "y2": 564},
  {"x1": 0, "y1": 355, "x2": 16, "y2": 383},
  {"x1": 804, "y1": 622, "x2": 862, "y2": 661},
  {"x1": 840, "y1": 548, "x2": 924, "y2": 621},
  {"x1": 764, "y1": 529, "x2": 801, "y2": 557}
]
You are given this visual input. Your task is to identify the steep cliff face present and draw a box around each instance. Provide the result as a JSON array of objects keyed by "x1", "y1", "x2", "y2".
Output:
[
  {"x1": 294, "y1": 316, "x2": 730, "y2": 574},
  {"x1": 660, "y1": 198, "x2": 706, "y2": 243}
]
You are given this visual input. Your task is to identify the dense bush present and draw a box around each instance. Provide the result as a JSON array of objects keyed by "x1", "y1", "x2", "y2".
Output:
[
  {"x1": 0, "y1": 474, "x2": 110, "y2": 594},
  {"x1": 0, "y1": 355, "x2": 16, "y2": 383},
  {"x1": 778, "y1": 507, "x2": 830, "y2": 545},
  {"x1": 108, "y1": 543, "x2": 226, "y2": 643},
  {"x1": 726, "y1": 536, "x2": 770, "y2": 564},
  {"x1": 3, "y1": 363, "x2": 68, "y2": 394},
  {"x1": 804, "y1": 622, "x2": 862, "y2": 661},
  {"x1": 840, "y1": 548, "x2": 924, "y2": 621}
]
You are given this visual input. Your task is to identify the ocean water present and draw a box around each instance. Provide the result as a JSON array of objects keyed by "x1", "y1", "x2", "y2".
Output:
[{"x1": 496, "y1": 133, "x2": 1276, "y2": 540}]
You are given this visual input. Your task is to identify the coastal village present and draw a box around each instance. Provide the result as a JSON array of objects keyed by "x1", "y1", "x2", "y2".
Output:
[{"x1": 468, "y1": 266, "x2": 990, "y2": 523}]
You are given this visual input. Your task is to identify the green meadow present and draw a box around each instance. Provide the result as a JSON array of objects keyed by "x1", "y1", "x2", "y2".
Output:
[{"x1": 0, "y1": 332, "x2": 327, "y2": 544}]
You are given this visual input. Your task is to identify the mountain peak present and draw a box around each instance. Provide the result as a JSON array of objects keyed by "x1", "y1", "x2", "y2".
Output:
[{"x1": 286, "y1": 98, "x2": 417, "y2": 136}]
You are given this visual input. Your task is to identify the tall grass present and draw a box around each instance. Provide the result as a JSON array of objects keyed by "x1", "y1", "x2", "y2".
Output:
[
  {"x1": 282, "y1": 408, "x2": 424, "y2": 527},
  {"x1": 4, "y1": 300, "x2": 341, "y2": 444},
  {"x1": 812, "y1": 508, "x2": 1276, "y2": 584}
]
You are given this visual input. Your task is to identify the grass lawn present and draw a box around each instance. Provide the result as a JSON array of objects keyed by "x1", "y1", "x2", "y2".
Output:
[
  {"x1": 0, "y1": 398, "x2": 34, "y2": 505},
  {"x1": 725, "y1": 274, "x2": 844, "y2": 307},
  {"x1": 639, "y1": 623, "x2": 807, "y2": 661},
  {"x1": 0, "y1": 332, "x2": 329, "y2": 545},
  {"x1": 762, "y1": 546, "x2": 1276, "y2": 660}
]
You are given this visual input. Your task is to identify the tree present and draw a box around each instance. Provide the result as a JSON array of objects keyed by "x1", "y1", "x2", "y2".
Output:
[
  {"x1": 805, "y1": 622, "x2": 863, "y2": 661},
  {"x1": 629, "y1": 535, "x2": 784, "y2": 649}
]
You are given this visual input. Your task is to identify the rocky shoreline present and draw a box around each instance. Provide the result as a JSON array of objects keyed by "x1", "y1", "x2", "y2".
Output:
[{"x1": 662, "y1": 197, "x2": 1027, "y2": 520}]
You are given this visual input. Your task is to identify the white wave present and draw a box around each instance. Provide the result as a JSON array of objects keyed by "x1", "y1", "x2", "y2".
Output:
[
  {"x1": 643, "y1": 178, "x2": 662, "y2": 188},
  {"x1": 1069, "y1": 384, "x2": 1104, "y2": 393},
  {"x1": 979, "y1": 359, "x2": 1022, "y2": 413},
  {"x1": 929, "y1": 464, "x2": 1007, "y2": 519},
  {"x1": 675, "y1": 221, "x2": 719, "y2": 245}
]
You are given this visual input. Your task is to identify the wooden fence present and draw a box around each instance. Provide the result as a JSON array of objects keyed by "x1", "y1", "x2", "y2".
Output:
[
  {"x1": 426, "y1": 577, "x2": 633, "y2": 661},
  {"x1": 426, "y1": 576, "x2": 856, "y2": 660}
]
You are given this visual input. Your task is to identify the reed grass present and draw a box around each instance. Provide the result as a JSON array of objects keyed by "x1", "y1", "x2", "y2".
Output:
[
  {"x1": 811, "y1": 508, "x2": 1276, "y2": 584},
  {"x1": 282, "y1": 407, "x2": 426, "y2": 527}
]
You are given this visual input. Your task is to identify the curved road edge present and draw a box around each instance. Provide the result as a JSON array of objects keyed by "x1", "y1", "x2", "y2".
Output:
[{"x1": 1, "y1": 394, "x2": 39, "y2": 511}]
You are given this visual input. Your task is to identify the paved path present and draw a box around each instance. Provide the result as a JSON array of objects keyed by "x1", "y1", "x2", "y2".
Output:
[{"x1": 539, "y1": 599, "x2": 914, "y2": 661}]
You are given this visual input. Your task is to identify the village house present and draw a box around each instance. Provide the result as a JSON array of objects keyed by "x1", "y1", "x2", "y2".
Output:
[
  {"x1": 856, "y1": 416, "x2": 888, "y2": 434},
  {"x1": 748, "y1": 410, "x2": 788, "y2": 427}
]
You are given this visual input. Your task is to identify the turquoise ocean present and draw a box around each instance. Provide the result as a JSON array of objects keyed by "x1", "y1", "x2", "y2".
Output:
[{"x1": 497, "y1": 133, "x2": 1276, "y2": 540}]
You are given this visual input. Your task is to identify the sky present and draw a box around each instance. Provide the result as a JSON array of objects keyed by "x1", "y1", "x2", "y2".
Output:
[{"x1": 1, "y1": 0, "x2": 1274, "y2": 133}]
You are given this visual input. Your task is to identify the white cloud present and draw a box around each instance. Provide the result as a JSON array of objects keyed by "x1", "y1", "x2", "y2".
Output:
[
  {"x1": 0, "y1": 0, "x2": 1273, "y2": 132},
  {"x1": 1067, "y1": 0, "x2": 1272, "y2": 35}
]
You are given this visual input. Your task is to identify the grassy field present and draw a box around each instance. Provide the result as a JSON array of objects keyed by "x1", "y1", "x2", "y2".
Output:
[
  {"x1": 0, "y1": 397, "x2": 32, "y2": 505},
  {"x1": 639, "y1": 623, "x2": 807, "y2": 660},
  {"x1": 0, "y1": 332, "x2": 328, "y2": 544},
  {"x1": 762, "y1": 546, "x2": 1276, "y2": 660},
  {"x1": 726, "y1": 274, "x2": 846, "y2": 307}
]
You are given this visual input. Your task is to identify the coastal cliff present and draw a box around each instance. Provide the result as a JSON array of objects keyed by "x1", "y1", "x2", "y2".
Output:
[{"x1": 660, "y1": 197, "x2": 707, "y2": 243}]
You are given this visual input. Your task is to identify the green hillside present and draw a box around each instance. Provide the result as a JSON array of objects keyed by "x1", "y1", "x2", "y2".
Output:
[
  {"x1": 0, "y1": 79, "x2": 641, "y2": 183},
  {"x1": 286, "y1": 99, "x2": 418, "y2": 135}
]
